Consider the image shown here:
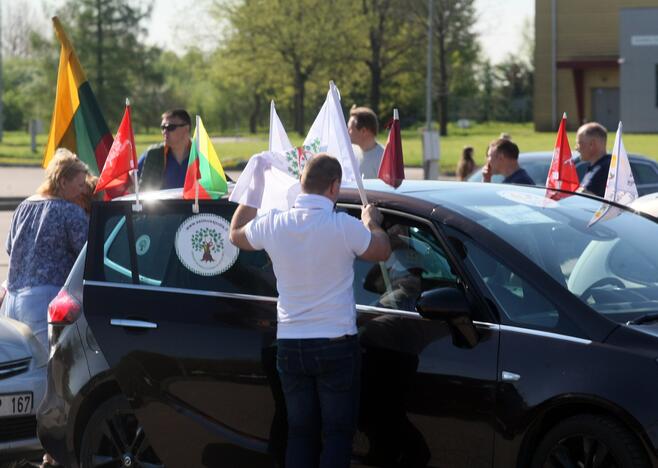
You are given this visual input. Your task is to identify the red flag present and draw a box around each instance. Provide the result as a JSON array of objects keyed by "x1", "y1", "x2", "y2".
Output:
[
  {"x1": 378, "y1": 109, "x2": 405, "y2": 188},
  {"x1": 546, "y1": 113, "x2": 579, "y2": 199},
  {"x1": 95, "y1": 102, "x2": 137, "y2": 196}
]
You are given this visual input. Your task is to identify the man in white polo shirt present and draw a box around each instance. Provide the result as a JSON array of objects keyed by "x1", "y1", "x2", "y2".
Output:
[{"x1": 230, "y1": 154, "x2": 391, "y2": 468}]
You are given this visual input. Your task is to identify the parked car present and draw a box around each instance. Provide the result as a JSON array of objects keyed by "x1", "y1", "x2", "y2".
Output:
[
  {"x1": 0, "y1": 308, "x2": 47, "y2": 463},
  {"x1": 38, "y1": 181, "x2": 658, "y2": 468},
  {"x1": 467, "y1": 151, "x2": 658, "y2": 195}
]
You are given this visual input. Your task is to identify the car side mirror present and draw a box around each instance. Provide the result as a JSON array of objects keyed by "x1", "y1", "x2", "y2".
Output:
[{"x1": 416, "y1": 287, "x2": 479, "y2": 348}]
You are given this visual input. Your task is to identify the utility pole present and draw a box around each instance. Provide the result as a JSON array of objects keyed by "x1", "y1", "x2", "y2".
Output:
[
  {"x1": 422, "y1": 0, "x2": 439, "y2": 179},
  {"x1": 0, "y1": 2, "x2": 4, "y2": 142}
]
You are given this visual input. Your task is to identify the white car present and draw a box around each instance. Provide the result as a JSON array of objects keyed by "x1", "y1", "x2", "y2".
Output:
[{"x1": 0, "y1": 304, "x2": 47, "y2": 461}]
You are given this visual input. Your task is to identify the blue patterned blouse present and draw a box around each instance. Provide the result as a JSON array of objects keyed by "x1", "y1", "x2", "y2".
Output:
[{"x1": 5, "y1": 198, "x2": 88, "y2": 291}]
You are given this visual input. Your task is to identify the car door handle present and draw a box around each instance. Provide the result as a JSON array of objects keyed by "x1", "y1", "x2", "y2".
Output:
[{"x1": 110, "y1": 319, "x2": 158, "y2": 329}]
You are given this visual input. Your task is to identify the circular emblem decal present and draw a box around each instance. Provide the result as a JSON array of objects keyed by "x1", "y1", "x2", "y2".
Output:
[
  {"x1": 135, "y1": 235, "x2": 151, "y2": 256},
  {"x1": 175, "y1": 214, "x2": 239, "y2": 276}
]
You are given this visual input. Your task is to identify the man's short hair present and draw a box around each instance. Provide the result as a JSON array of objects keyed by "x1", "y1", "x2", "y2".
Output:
[
  {"x1": 489, "y1": 138, "x2": 520, "y2": 160},
  {"x1": 349, "y1": 106, "x2": 379, "y2": 135},
  {"x1": 301, "y1": 153, "x2": 342, "y2": 194},
  {"x1": 577, "y1": 122, "x2": 607, "y2": 146},
  {"x1": 162, "y1": 109, "x2": 191, "y2": 127}
]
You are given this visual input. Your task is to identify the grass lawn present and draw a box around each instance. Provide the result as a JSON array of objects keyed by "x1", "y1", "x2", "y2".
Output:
[{"x1": 2, "y1": 122, "x2": 657, "y2": 174}]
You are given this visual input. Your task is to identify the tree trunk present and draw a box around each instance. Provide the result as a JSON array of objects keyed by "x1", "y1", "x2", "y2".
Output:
[
  {"x1": 249, "y1": 93, "x2": 261, "y2": 134},
  {"x1": 368, "y1": 47, "x2": 382, "y2": 117},
  {"x1": 293, "y1": 69, "x2": 306, "y2": 135},
  {"x1": 95, "y1": 0, "x2": 104, "y2": 106}
]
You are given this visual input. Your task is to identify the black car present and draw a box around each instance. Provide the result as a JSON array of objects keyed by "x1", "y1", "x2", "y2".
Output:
[
  {"x1": 38, "y1": 181, "x2": 658, "y2": 468},
  {"x1": 467, "y1": 151, "x2": 658, "y2": 196}
]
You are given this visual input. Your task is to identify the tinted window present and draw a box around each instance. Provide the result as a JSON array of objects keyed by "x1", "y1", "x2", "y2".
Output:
[
  {"x1": 91, "y1": 201, "x2": 276, "y2": 296},
  {"x1": 422, "y1": 187, "x2": 658, "y2": 323},
  {"x1": 353, "y1": 213, "x2": 458, "y2": 312},
  {"x1": 103, "y1": 215, "x2": 132, "y2": 284},
  {"x1": 463, "y1": 239, "x2": 581, "y2": 335},
  {"x1": 631, "y1": 162, "x2": 658, "y2": 185}
]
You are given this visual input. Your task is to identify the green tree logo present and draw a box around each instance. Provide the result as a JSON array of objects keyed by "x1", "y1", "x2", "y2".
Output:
[
  {"x1": 285, "y1": 138, "x2": 321, "y2": 178},
  {"x1": 191, "y1": 227, "x2": 223, "y2": 262}
]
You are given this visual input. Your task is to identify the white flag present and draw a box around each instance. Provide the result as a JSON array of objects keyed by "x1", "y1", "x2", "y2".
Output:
[
  {"x1": 230, "y1": 84, "x2": 368, "y2": 211},
  {"x1": 303, "y1": 82, "x2": 367, "y2": 204},
  {"x1": 588, "y1": 121, "x2": 638, "y2": 226},
  {"x1": 229, "y1": 101, "x2": 300, "y2": 211}
]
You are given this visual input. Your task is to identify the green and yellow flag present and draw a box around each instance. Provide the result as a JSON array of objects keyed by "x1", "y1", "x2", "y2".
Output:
[
  {"x1": 43, "y1": 17, "x2": 113, "y2": 174},
  {"x1": 183, "y1": 116, "x2": 227, "y2": 200}
]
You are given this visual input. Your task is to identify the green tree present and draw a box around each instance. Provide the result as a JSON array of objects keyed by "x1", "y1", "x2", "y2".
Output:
[
  {"x1": 57, "y1": 0, "x2": 158, "y2": 125},
  {"x1": 409, "y1": 0, "x2": 479, "y2": 135},
  {"x1": 356, "y1": 0, "x2": 425, "y2": 117},
  {"x1": 219, "y1": 0, "x2": 361, "y2": 135}
]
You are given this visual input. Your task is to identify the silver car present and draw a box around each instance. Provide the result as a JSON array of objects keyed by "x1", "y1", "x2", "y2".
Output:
[
  {"x1": 468, "y1": 151, "x2": 658, "y2": 196},
  {"x1": 0, "y1": 306, "x2": 47, "y2": 461}
]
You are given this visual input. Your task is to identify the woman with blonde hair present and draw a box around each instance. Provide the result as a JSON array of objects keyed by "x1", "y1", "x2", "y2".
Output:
[
  {"x1": 456, "y1": 146, "x2": 476, "y2": 181},
  {"x1": 4, "y1": 148, "x2": 90, "y2": 349}
]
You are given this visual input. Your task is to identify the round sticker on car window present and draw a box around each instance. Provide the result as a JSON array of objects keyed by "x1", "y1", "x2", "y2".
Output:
[
  {"x1": 175, "y1": 214, "x2": 239, "y2": 276},
  {"x1": 135, "y1": 235, "x2": 151, "y2": 256}
]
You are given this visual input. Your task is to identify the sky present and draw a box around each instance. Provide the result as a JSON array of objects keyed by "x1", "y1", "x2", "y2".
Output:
[{"x1": 19, "y1": 0, "x2": 535, "y2": 64}]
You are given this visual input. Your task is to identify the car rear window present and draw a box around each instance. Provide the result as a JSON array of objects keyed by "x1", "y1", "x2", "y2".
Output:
[{"x1": 87, "y1": 201, "x2": 277, "y2": 296}]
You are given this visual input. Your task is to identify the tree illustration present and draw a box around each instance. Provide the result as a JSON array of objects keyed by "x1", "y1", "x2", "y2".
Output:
[{"x1": 191, "y1": 227, "x2": 223, "y2": 263}]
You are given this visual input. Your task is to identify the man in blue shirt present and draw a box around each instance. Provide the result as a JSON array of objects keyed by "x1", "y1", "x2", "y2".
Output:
[
  {"x1": 576, "y1": 122, "x2": 610, "y2": 198},
  {"x1": 138, "y1": 109, "x2": 191, "y2": 191},
  {"x1": 482, "y1": 138, "x2": 534, "y2": 185}
]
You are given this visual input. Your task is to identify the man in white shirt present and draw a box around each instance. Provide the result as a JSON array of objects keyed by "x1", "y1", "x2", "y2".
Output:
[
  {"x1": 348, "y1": 106, "x2": 384, "y2": 179},
  {"x1": 230, "y1": 154, "x2": 391, "y2": 468}
]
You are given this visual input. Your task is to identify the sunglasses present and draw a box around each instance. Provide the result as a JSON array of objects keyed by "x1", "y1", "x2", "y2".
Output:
[{"x1": 161, "y1": 123, "x2": 188, "y2": 132}]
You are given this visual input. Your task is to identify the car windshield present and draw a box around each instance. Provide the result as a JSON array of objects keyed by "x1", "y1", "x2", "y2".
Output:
[{"x1": 423, "y1": 186, "x2": 658, "y2": 323}]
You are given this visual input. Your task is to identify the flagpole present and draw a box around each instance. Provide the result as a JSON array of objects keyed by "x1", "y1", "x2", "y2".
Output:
[
  {"x1": 127, "y1": 98, "x2": 142, "y2": 212},
  {"x1": 269, "y1": 100, "x2": 275, "y2": 150},
  {"x1": 193, "y1": 114, "x2": 200, "y2": 213}
]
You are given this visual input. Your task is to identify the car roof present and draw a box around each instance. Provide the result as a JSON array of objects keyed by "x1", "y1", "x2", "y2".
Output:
[{"x1": 517, "y1": 151, "x2": 653, "y2": 163}]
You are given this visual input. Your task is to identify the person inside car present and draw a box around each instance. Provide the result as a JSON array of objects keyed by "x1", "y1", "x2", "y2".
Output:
[{"x1": 229, "y1": 154, "x2": 391, "y2": 468}]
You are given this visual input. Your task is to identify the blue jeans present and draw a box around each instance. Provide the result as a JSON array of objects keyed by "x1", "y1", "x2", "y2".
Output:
[
  {"x1": 4, "y1": 285, "x2": 60, "y2": 351},
  {"x1": 277, "y1": 335, "x2": 361, "y2": 468}
]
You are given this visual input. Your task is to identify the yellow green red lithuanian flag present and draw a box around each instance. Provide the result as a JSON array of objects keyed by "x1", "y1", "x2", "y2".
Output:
[
  {"x1": 183, "y1": 116, "x2": 227, "y2": 199},
  {"x1": 43, "y1": 17, "x2": 113, "y2": 174}
]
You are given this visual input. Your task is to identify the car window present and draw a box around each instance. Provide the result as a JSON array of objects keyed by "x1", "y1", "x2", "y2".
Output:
[
  {"x1": 423, "y1": 187, "x2": 658, "y2": 324},
  {"x1": 462, "y1": 239, "x2": 581, "y2": 335},
  {"x1": 631, "y1": 162, "x2": 658, "y2": 185},
  {"x1": 103, "y1": 215, "x2": 132, "y2": 284},
  {"x1": 92, "y1": 202, "x2": 277, "y2": 296},
  {"x1": 352, "y1": 213, "x2": 458, "y2": 312},
  {"x1": 522, "y1": 160, "x2": 550, "y2": 185}
]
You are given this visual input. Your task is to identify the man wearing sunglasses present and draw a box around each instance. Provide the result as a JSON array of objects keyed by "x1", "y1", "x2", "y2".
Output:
[{"x1": 138, "y1": 109, "x2": 192, "y2": 191}]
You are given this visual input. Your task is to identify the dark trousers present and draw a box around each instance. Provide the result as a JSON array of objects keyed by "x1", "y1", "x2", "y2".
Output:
[{"x1": 276, "y1": 336, "x2": 360, "y2": 468}]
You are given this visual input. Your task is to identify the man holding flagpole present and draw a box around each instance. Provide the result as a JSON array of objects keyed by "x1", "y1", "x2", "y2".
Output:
[
  {"x1": 230, "y1": 154, "x2": 390, "y2": 468},
  {"x1": 576, "y1": 122, "x2": 611, "y2": 198}
]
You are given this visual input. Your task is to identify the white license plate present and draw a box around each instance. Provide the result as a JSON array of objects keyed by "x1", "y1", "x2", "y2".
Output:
[{"x1": 0, "y1": 393, "x2": 33, "y2": 417}]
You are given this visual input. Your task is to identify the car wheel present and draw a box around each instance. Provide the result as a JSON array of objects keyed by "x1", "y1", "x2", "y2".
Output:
[
  {"x1": 79, "y1": 394, "x2": 164, "y2": 468},
  {"x1": 531, "y1": 414, "x2": 649, "y2": 468}
]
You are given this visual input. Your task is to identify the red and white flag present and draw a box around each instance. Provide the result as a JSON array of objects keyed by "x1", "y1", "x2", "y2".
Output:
[
  {"x1": 546, "y1": 112, "x2": 579, "y2": 199},
  {"x1": 378, "y1": 109, "x2": 405, "y2": 188},
  {"x1": 95, "y1": 101, "x2": 137, "y2": 197}
]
